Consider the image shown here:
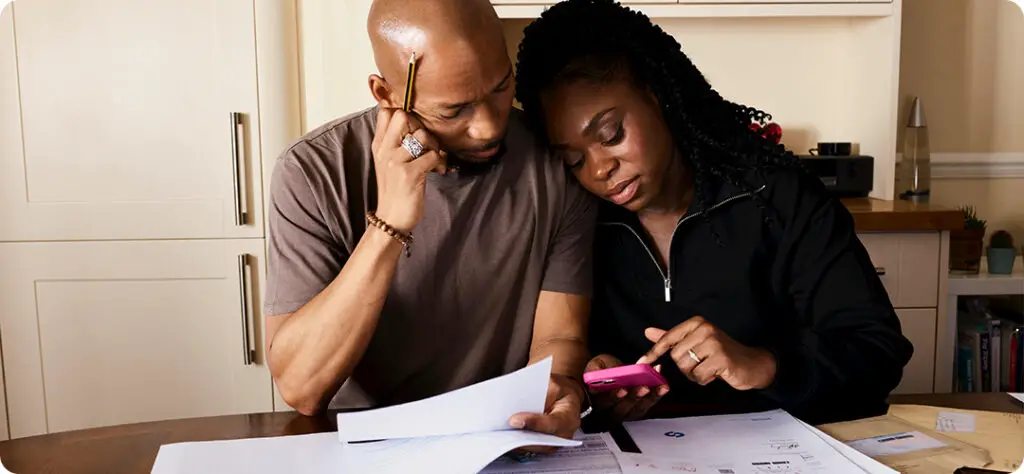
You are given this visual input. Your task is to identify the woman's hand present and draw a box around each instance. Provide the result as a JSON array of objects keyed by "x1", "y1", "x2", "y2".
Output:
[
  {"x1": 585, "y1": 354, "x2": 668, "y2": 423},
  {"x1": 636, "y1": 316, "x2": 777, "y2": 391}
]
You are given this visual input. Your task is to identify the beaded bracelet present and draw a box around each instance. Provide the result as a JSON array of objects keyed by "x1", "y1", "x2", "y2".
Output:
[{"x1": 365, "y1": 211, "x2": 414, "y2": 257}]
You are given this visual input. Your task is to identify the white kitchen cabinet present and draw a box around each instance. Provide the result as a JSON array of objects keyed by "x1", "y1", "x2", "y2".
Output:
[
  {"x1": 0, "y1": 240, "x2": 274, "y2": 439},
  {"x1": 893, "y1": 308, "x2": 938, "y2": 395},
  {"x1": 0, "y1": 0, "x2": 299, "y2": 242},
  {"x1": 857, "y1": 231, "x2": 949, "y2": 394},
  {"x1": 0, "y1": 0, "x2": 299, "y2": 436},
  {"x1": 858, "y1": 232, "x2": 941, "y2": 309}
]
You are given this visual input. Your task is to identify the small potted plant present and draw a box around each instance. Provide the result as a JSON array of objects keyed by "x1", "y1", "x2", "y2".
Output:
[
  {"x1": 950, "y1": 205, "x2": 986, "y2": 274},
  {"x1": 986, "y1": 230, "x2": 1017, "y2": 275}
]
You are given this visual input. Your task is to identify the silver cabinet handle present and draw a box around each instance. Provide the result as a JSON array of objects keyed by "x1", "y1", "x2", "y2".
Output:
[
  {"x1": 238, "y1": 254, "x2": 256, "y2": 365},
  {"x1": 230, "y1": 112, "x2": 248, "y2": 226},
  {"x1": 875, "y1": 266, "x2": 886, "y2": 276}
]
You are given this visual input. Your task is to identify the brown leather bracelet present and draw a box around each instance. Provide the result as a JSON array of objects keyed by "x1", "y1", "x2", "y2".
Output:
[{"x1": 366, "y1": 211, "x2": 413, "y2": 257}]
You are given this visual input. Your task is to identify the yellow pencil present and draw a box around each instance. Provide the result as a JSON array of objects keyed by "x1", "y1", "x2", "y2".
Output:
[{"x1": 403, "y1": 52, "x2": 417, "y2": 112}]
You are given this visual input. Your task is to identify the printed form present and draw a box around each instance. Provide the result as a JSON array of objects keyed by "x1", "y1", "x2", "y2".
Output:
[{"x1": 616, "y1": 409, "x2": 882, "y2": 474}]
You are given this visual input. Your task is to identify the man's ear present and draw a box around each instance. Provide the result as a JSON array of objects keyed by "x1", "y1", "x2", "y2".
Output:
[{"x1": 368, "y1": 74, "x2": 400, "y2": 108}]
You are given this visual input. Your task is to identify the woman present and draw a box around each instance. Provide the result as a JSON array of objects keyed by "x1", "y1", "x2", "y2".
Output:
[{"x1": 514, "y1": 0, "x2": 913, "y2": 425}]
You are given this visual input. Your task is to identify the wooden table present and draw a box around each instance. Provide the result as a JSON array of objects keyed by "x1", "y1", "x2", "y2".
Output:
[{"x1": 0, "y1": 393, "x2": 1019, "y2": 474}]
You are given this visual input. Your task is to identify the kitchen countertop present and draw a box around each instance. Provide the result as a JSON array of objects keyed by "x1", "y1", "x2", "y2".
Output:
[{"x1": 841, "y1": 197, "x2": 964, "y2": 232}]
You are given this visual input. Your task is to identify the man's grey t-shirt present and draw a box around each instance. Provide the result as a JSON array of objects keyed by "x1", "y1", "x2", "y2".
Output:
[{"x1": 264, "y1": 106, "x2": 597, "y2": 409}]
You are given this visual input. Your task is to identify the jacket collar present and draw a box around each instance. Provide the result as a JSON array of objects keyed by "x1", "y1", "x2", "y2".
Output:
[{"x1": 596, "y1": 171, "x2": 769, "y2": 226}]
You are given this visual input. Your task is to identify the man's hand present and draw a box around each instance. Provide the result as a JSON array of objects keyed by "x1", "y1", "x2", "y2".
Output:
[
  {"x1": 586, "y1": 354, "x2": 668, "y2": 424},
  {"x1": 636, "y1": 316, "x2": 777, "y2": 391},
  {"x1": 508, "y1": 374, "x2": 583, "y2": 453},
  {"x1": 370, "y1": 108, "x2": 448, "y2": 234}
]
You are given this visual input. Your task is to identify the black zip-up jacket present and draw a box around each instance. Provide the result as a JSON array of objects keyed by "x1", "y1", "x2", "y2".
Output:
[{"x1": 588, "y1": 168, "x2": 914, "y2": 425}]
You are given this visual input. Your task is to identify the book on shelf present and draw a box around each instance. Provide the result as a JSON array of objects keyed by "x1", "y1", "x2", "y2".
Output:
[{"x1": 955, "y1": 298, "x2": 1023, "y2": 393}]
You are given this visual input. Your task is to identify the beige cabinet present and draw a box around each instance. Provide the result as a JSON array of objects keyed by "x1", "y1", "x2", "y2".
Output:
[
  {"x1": 0, "y1": 0, "x2": 300, "y2": 439},
  {"x1": 857, "y1": 231, "x2": 949, "y2": 394},
  {"x1": 0, "y1": 0, "x2": 271, "y2": 241},
  {"x1": 0, "y1": 240, "x2": 274, "y2": 439},
  {"x1": 893, "y1": 308, "x2": 938, "y2": 395}
]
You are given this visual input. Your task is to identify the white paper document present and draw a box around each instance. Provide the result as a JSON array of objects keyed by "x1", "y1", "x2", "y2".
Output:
[
  {"x1": 151, "y1": 432, "x2": 343, "y2": 474},
  {"x1": 620, "y1": 409, "x2": 871, "y2": 474},
  {"x1": 341, "y1": 429, "x2": 582, "y2": 474},
  {"x1": 150, "y1": 357, "x2": 585, "y2": 474},
  {"x1": 845, "y1": 431, "x2": 947, "y2": 457},
  {"x1": 479, "y1": 432, "x2": 620, "y2": 474},
  {"x1": 1010, "y1": 393, "x2": 1024, "y2": 404},
  {"x1": 336, "y1": 356, "x2": 553, "y2": 442},
  {"x1": 796, "y1": 420, "x2": 898, "y2": 474},
  {"x1": 936, "y1": 411, "x2": 976, "y2": 433},
  {"x1": 150, "y1": 430, "x2": 579, "y2": 474}
]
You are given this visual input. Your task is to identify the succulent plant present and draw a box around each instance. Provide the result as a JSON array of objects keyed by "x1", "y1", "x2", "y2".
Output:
[
  {"x1": 989, "y1": 230, "x2": 1014, "y2": 248},
  {"x1": 959, "y1": 205, "x2": 986, "y2": 230}
]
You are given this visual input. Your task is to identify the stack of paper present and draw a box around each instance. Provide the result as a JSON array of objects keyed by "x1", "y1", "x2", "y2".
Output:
[
  {"x1": 151, "y1": 357, "x2": 581, "y2": 474},
  {"x1": 150, "y1": 355, "x2": 902, "y2": 474}
]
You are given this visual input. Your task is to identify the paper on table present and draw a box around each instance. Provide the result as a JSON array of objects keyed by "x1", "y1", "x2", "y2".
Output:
[
  {"x1": 150, "y1": 432, "x2": 344, "y2": 474},
  {"x1": 602, "y1": 430, "x2": 867, "y2": 474},
  {"x1": 796, "y1": 419, "x2": 899, "y2": 474},
  {"x1": 936, "y1": 411, "x2": 976, "y2": 433},
  {"x1": 1010, "y1": 393, "x2": 1024, "y2": 404},
  {"x1": 337, "y1": 356, "x2": 552, "y2": 442},
  {"x1": 622, "y1": 409, "x2": 868, "y2": 473},
  {"x1": 479, "y1": 432, "x2": 620, "y2": 474},
  {"x1": 341, "y1": 429, "x2": 581, "y2": 474},
  {"x1": 149, "y1": 428, "x2": 580, "y2": 474}
]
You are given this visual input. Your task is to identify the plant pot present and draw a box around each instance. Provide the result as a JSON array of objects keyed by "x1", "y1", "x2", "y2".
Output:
[
  {"x1": 986, "y1": 247, "x2": 1017, "y2": 275},
  {"x1": 950, "y1": 228, "x2": 985, "y2": 273}
]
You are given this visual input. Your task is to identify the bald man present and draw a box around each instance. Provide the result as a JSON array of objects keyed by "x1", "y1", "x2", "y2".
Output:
[{"x1": 261, "y1": 0, "x2": 596, "y2": 443}]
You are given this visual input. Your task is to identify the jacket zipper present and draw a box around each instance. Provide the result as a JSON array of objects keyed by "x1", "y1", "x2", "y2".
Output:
[{"x1": 597, "y1": 185, "x2": 765, "y2": 303}]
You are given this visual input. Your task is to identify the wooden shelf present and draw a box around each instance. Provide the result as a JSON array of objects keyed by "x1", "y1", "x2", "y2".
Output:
[{"x1": 493, "y1": 1, "x2": 895, "y2": 19}]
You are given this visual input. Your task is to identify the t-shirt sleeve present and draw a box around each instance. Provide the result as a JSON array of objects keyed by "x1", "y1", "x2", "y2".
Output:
[
  {"x1": 541, "y1": 175, "x2": 598, "y2": 297},
  {"x1": 263, "y1": 154, "x2": 349, "y2": 316}
]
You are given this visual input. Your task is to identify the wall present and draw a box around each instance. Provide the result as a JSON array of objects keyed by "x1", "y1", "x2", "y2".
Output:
[
  {"x1": 506, "y1": 14, "x2": 903, "y2": 198},
  {"x1": 898, "y1": 0, "x2": 1024, "y2": 244},
  {"x1": 300, "y1": 0, "x2": 903, "y2": 199},
  {"x1": 504, "y1": 15, "x2": 892, "y2": 159}
]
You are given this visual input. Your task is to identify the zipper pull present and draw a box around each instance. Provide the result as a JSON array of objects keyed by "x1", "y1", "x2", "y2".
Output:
[{"x1": 664, "y1": 278, "x2": 672, "y2": 302}]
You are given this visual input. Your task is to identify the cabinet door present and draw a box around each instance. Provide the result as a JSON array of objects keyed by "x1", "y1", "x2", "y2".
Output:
[
  {"x1": 857, "y1": 232, "x2": 941, "y2": 308},
  {"x1": 892, "y1": 308, "x2": 937, "y2": 395},
  {"x1": 0, "y1": 0, "x2": 264, "y2": 241},
  {"x1": 0, "y1": 240, "x2": 273, "y2": 438}
]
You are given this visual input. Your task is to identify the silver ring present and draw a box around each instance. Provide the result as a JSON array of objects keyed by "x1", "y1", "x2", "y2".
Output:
[
  {"x1": 401, "y1": 134, "x2": 425, "y2": 158},
  {"x1": 688, "y1": 349, "x2": 701, "y2": 364}
]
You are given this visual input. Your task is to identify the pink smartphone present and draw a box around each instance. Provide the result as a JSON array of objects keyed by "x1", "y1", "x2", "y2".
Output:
[{"x1": 583, "y1": 364, "x2": 668, "y2": 392}]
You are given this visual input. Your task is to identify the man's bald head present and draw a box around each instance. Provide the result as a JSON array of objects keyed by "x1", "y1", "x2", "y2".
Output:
[
  {"x1": 367, "y1": 0, "x2": 505, "y2": 84},
  {"x1": 366, "y1": 0, "x2": 516, "y2": 166}
]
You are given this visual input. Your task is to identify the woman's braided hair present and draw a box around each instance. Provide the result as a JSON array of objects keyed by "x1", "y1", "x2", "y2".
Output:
[{"x1": 514, "y1": 0, "x2": 811, "y2": 236}]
